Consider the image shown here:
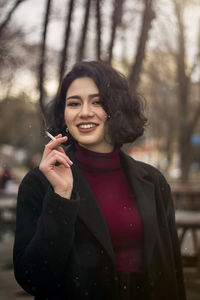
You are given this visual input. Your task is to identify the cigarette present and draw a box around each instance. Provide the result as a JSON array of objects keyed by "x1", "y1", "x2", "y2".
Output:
[{"x1": 45, "y1": 131, "x2": 56, "y2": 141}]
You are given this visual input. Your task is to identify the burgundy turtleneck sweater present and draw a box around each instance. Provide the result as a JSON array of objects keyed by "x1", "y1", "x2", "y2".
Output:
[{"x1": 75, "y1": 143, "x2": 143, "y2": 273}]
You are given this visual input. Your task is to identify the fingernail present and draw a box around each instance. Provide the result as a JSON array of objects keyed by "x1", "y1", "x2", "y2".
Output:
[{"x1": 69, "y1": 160, "x2": 73, "y2": 165}]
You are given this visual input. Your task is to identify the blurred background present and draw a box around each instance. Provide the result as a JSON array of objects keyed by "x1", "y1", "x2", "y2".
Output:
[{"x1": 0, "y1": 0, "x2": 200, "y2": 299}]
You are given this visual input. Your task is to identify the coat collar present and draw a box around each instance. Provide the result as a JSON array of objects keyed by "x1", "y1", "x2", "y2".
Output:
[
  {"x1": 67, "y1": 145, "x2": 116, "y2": 265},
  {"x1": 119, "y1": 151, "x2": 158, "y2": 267},
  {"x1": 67, "y1": 146, "x2": 158, "y2": 268}
]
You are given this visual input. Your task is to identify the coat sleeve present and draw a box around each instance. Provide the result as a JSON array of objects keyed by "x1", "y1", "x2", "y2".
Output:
[
  {"x1": 164, "y1": 180, "x2": 186, "y2": 300},
  {"x1": 13, "y1": 168, "x2": 80, "y2": 296}
]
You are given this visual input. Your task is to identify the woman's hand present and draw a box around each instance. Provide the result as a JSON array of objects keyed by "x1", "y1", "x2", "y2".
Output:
[{"x1": 39, "y1": 134, "x2": 73, "y2": 199}]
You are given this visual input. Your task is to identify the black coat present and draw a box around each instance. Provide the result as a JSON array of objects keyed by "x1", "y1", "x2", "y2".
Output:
[{"x1": 13, "y1": 147, "x2": 186, "y2": 300}]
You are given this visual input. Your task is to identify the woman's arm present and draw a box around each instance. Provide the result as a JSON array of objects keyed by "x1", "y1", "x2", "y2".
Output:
[{"x1": 13, "y1": 169, "x2": 80, "y2": 296}]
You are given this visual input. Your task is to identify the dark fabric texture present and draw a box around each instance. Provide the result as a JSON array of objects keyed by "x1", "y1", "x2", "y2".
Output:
[
  {"x1": 117, "y1": 271, "x2": 149, "y2": 300},
  {"x1": 75, "y1": 143, "x2": 143, "y2": 273},
  {"x1": 13, "y1": 146, "x2": 186, "y2": 300}
]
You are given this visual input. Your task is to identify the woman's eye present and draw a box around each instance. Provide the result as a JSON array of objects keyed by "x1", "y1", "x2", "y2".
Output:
[
  {"x1": 66, "y1": 102, "x2": 80, "y2": 107},
  {"x1": 93, "y1": 100, "x2": 102, "y2": 105}
]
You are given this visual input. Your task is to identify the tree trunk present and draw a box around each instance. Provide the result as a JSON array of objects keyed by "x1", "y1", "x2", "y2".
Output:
[
  {"x1": 0, "y1": 0, "x2": 28, "y2": 35},
  {"x1": 179, "y1": 131, "x2": 191, "y2": 181},
  {"x1": 174, "y1": 0, "x2": 191, "y2": 181},
  {"x1": 128, "y1": 0, "x2": 155, "y2": 93},
  {"x1": 76, "y1": 0, "x2": 91, "y2": 61},
  {"x1": 95, "y1": 0, "x2": 102, "y2": 60},
  {"x1": 38, "y1": 0, "x2": 52, "y2": 116},
  {"x1": 58, "y1": 0, "x2": 75, "y2": 85},
  {"x1": 107, "y1": 0, "x2": 124, "y2": 64}
]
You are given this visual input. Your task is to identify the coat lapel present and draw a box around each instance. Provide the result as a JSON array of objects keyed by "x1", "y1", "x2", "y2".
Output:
[
  {"x1": 67, "y1": 146, "x2": 158, "y2": 268},
  {"x1": 119, "y1": 151, "x2": 158, "y2": 267},
  {"x1": 67, "y1": 146, "x2": 116, "y2": 266}
]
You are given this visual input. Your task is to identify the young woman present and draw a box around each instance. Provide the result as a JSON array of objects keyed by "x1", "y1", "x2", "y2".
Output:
[{"x1": 13, "y1": 61, "x2": 186, "y2": 300}]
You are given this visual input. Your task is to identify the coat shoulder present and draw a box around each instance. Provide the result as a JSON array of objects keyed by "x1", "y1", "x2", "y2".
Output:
[
  {"x1": 135, "y1": 159, "x2": 165, "y2": 180},
  {"x1": 120, "y1": 151, "x2": 169, "y2": 186}
]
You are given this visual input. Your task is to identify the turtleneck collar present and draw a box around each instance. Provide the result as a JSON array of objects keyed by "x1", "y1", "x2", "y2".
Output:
[{"x1": 74, "y1": 143, "x2": 121, "y2": 172}]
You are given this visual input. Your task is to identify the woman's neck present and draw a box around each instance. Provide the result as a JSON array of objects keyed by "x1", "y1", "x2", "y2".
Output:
[
  {"x1": 78, "y1": 142, "x2": 114, "y2": 154},
  {"x1": 75, "y1": 143, "x2": 121, "y2": 172}
]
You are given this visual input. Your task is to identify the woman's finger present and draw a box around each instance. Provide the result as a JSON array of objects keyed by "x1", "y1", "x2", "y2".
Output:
[
  {"x1": 47, "y1": 149, "x2": 73, "y2": 166},
  {"x1": 44, "y1": 136, "x2": 68, "y2": 155},
  {"x1": 56, "y1": 147, "x2": 73, "y2": 165},
  {"x1": 46, "y1": 154, "x2": 71, "y2": 168}
]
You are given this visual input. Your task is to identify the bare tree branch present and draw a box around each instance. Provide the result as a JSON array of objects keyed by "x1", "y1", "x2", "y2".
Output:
[
  {"x1": 188, "y1": 19, "x2": 200, "y2": 78},
  {"x1": 76, "y1": 0, "x2": 91, "y2": 61},
  {"x1": 188, "y1": 102, "x2": 200, "y2": 138},
  {"x1": 107, "y1": 0, "x2": 124, "y2": 64},
  {"x1": 187, "y1": 20, "x2": 200, "y2": 137},
  {"x1": 128, "y1": 0, "x2": 155, "y2": 93},
  {"x1": 0, "y1": 0, "x2": 28, "y2": 35},
  {"x1": 171, "y1": 0, "x2": 200, "y2": 180},
  {"x1": 174, "y1": 0, "x2": 189, "y2": 107},
  {"x1": 58, "y1": 0, "x2": 75, "y2": 85},
  {"x1": 38, "y1": 0, "x2": 52, "y2": 116},
  {"x1": 95, "y1": 0, "x2": 102, "y2": 60}
]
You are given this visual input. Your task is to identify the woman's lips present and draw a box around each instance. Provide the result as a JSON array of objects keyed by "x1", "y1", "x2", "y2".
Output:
[{"x1": 77, "y1": 123, "x2": 98, "y2": 133}]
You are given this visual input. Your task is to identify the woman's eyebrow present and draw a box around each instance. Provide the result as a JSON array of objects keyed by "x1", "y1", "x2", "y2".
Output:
[
  {"x1": 66, "y1": 95, "x2": 81, "y2": 101},
  {"x1": 66, "y1": 93, "x2": 100, "y2": 101},
  {"x1": 89, "y1": 93, "x2": 100, "y2": 99}
]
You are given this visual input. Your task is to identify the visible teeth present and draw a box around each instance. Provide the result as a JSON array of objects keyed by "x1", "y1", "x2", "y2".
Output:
[{"x1": 79, "y1": 124, "x2": 95, "y2": 129}]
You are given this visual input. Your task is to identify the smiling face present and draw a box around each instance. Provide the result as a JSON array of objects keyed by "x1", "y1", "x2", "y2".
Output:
[{"x1": 64, "y1": 77, "x2": 114, "y2": 153}]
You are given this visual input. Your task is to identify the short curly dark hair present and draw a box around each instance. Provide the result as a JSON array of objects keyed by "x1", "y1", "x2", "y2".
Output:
[{"x1": 52, "y1": 60, "x2": 147, "y2": 147}]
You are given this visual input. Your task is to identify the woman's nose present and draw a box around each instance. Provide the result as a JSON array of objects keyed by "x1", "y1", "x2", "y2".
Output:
[{"x1": 79, "y1": 103, "x2": 94, "y2": 117}]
